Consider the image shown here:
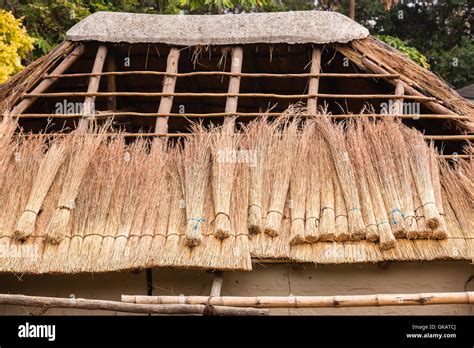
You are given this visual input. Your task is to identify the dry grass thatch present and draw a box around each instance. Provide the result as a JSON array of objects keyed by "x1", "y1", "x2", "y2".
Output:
[{"x1": 0, "y1": 112, "x2": 471, "y2": 273}]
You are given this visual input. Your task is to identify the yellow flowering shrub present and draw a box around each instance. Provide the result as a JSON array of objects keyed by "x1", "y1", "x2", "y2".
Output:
[{"x1": 0, "y1": 10, "x2": 33, "y2": 83}]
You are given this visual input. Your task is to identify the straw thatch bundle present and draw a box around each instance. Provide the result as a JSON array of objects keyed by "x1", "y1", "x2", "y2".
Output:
[
  {"x1": 352, "y1": 119, "x2": 395, "y2": 249},
  {"x1": 403, "y1": 127, "x2": 444, "y2": 233},
  {"x1": 303, "y1": 131, "x2": 322, "y2": 243},
  {"x1": 346, "y1": 122, "x2": 378, "y2": 242},
  {"x1": 44, "y1": 127, "x2": 105, "y2": 245},
  {"x1": 318, "y1": 136, "x2": 336, "y2": 242},
  {"x1": 14, "y1": 137, "x2": 69, "y2": 242},
  {"x1": 364, "y1": 119, "x2": 407, "y2": 238},
  {"x1": 210, "y1": 123, "x2": 238, "y2": 240},
  {"x1": 178, "y1": 124, "x2": 212, "y2": 248},
  {"x1": 264, "y1": 118, "x2": 298, "y2": 237},
  {"x1": 289, "y1": 124, "x2": 310, "y2": 245},
  {"x1": 242, "y1": 118, "x2": 272, "y2": 235},
  {"x1": 379, "y1": 120, "x2": 419, "y2": 239},
  {"x1": 315, "y1": 117, "x2": 366, "y2": 241},
  {"x1": 428, "y1": 144, "x2": 447, "y2": 240}
]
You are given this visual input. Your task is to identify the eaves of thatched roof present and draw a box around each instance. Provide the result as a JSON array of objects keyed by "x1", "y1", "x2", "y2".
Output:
[{"x1": 65, "y1": 11, "x2": 370, "y2": 45}]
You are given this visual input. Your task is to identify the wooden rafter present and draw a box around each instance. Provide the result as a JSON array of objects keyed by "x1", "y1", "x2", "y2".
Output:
[
  {"x1": 106, "y1": 49, "x2": 117, "y2": 112},
  {"x1": 223, "y1": 46, "x2": 243, "y2": 128},
  {"x1": 307, "y1": 47, "x2": 322, "y2": 117},
  {"x1": 81, "y1": 45, "x2": 108, "y2": 125},
  {"x1": 10, "y1": 45, "x2": 86, "y2": 117},
  {"x1": 155, "y1": 47, "x2": 180, "y2": 133},
  {"x1": 391, "y1": 80, "x2": 405, "y2": 115}
]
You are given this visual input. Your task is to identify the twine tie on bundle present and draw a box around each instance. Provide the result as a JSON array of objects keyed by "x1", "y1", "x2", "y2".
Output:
[
  {"x1": 389, "y1": 208, "x2": 404, "y2": 225},
  {"x1": 188, "y1": 217, "x2": 206, "y2": 231}
]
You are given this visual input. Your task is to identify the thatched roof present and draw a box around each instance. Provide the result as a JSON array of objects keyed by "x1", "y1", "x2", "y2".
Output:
[{"x1": 65, "y1": 11, "x2": 370, "y2": 45}]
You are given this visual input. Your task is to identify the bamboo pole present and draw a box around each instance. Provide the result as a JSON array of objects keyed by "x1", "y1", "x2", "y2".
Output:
[
  {"x1": 17, "y1": 112, "x2": 469, "y2": 120},
  {"x1": 0, "y1": 294, "x2": 268, "y2": 316},
  {"x1": 155, "y1": 48, "x2": 180, "y2": 134},
  {"x1": 24, "y1": 92, "x2": 437, "y2": 101},
  {"x1": 44, "y1": 71, "x2": 400, "y2": 79},
  {"x1": 106, "y1": 51, "x2": 117, "y2": 112},
  {"x1": 81, "y1": 45, "x2": 108, "y2": 122},
  {"x1": 122, "y1": 291, "x2": 474, "y2": 308},
  {"x1": 223, "y1": 47, "x2": 243, "y2": 128},
  {"x1": 10, "y1": 45, "x2": 86, "y2": 117},
  {"x1": 306, "y1": 47, "x2": 322, "y2": 118}
]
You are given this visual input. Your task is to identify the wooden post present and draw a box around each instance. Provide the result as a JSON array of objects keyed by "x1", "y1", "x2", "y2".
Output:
[
  {"x1": 391, "y1": 80, "x2": 404, "y2": 115},
  {"x1": 106, "y1": 51, "x2": 117, "y2": 112},
  {"x1": 307, "y1": 47, "x2": 322, "y2": 118},
  {"x1": 349, "y1": 0, "x2": 356, "y2": 20},
  {"x1": 155, "y1": 48, "x2": 180, "y2": 133},
  {"x1": 122, "y1": 291, "x2": 474, "y2": 308},
  {"x1": 10, "y1": 45, "x2": 86, "y2": 117},
  {"x1": 0, "y1": 293, "x2": 268, "y2": 316},
  {"x1": 223, "y1": 47, "x2": 243, "y2": 129},
  {"x1": 81, "y1": 45, "x2": 108, "y2": 125},
  {"x1": 210, "y1": 271, "x2": 224, "y2": 297}
]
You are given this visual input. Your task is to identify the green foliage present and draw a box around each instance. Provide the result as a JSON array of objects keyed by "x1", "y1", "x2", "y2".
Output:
[
  {"x1": 375, "y1": 34, "x2": 430, "y2": 69},
  {"x1": 430, "y1": 37, "x2": 474, "y2": 90},
  {"x1": 0, "y1": 9, "x2": 33, "y2": 83}
]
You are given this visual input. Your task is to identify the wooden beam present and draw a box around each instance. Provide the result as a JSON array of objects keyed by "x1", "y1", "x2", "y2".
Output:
[
  {"x1": 44, "y1": 71, "x2": 400, "y2": 79},
  {"x1": 210, "y1": 271, "x2": 224, "y2": 297},
  {"x1": 0, "y1": 293, "x2": 268, "y2": 316},
  {"x1": 223, "y1": 47, "x2": 243, "y2": 128},
  {"x1": 17, "y1": 112, "x2": 469, "y2": 120},
  {"x1": 10, "y1": 45, "x2": 86, "y2": 117},
  {"x1": 155, "y1": 47, "x2": 180, "y2": 133},
  {"x1": 307, "y1": 47, "x2": 322, "y2": 117},
  {"x1": 359, "y1": 56, "x2": 456, "y2": 115},
  {"x1": 106, "y1": 50, "x2": 117, "y2": 112},
  {"x1": 122, "y1": 291, "x2": 474, "y2": 308},
  {"x1": 80, "y1": 45, "x2": 108, "y2": 129},
  {"x1": 24, "y1": 92, "x2": 438, "y2": 101}
]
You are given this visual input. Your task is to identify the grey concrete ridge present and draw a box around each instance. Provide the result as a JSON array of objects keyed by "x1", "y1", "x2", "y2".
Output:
[{"x1": 66, "y1": 11, "x2": 370, "y2": 45}]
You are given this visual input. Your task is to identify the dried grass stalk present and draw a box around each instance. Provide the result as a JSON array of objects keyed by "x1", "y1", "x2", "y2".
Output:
[
  {"x1": 315, "y1": 117, "x2": 366, "y2": 240},
  {"x1": 178, "y1": 124, "x2": 212, "y2": 248},
  {"x1": 210, "y1": 124, "x2": 237, "y2": 240},
  {"x1": 356, "y1": 120, "x2": 395, "y2": 249},
  {"x1": 429, "y1": 144, "x2": 447, "y2": 239},
  {"x1": 318, "y1": 137, "x2": 336, "y2": 242},
  {"x1": 264, "y1": 119, "x2": 298, "y2": 237},
  {"x1": 44, "y1": 127, "x2": 104, "y2": 244},
  {"x1": 289, "y1": 125, "x2": 310, "y2": 245},
  {"x1": 346, "y1": 123, "x2": 378, "y2": 242},
  {"x1": 403, "y1": 127, "x2": 442, "y2": 230},
  {"x1": 244, "y1": 118, "x2": 270, "y2": 235},
  {"x1": 365, "y1": 120, "x2": 407, "y2": 238},
  {"x1": 14, "y1": 138, "x2": 69, "y2": 242},
  {"x1": 303, "y1": 131, "x2": 322, "y2": 243}
]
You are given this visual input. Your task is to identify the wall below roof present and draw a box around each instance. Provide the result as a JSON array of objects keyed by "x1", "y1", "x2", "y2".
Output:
[{"x1": 0, "y1": 261, "x2": 472, "y2": 315}]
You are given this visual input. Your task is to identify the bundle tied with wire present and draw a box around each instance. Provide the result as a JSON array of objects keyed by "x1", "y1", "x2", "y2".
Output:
[
  {"x1": 316, "y1": 117, "x2": 366, "y2": 241},
  {"x1": 289, "y1": 122, "x2": 310, "y2": 245},
  {"x1": 44, "y1": 126, "x2": 105, "y2": 245},
  {"x1": 244, "y1": 118, "x2": 271, "y2": 235},
  {"x1": 14, "y1": 137, "x2": 70, "y2": 242},
  {"x1": 264, "y1": 118, "x2": 298, "y2": 237},
  {"x1": 403, "y1": 127, "x2": 444, "y2": 233},
  {"x1": 178, "y1": 124, "x2": 212, "y2": 248},
  {"x1": 210, "y1": 123, "x2": 237, "y2": 240}
]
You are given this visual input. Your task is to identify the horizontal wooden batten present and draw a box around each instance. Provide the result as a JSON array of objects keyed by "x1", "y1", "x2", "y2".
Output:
[
  {"x1": 44, "y1": 71, "x2": 400, "y2": 79},
  {"x1": 17, "y1": 112, "x2": 470, "y2": 120},
  {"x1": 20, "y1": 132, "x2": 473, "y2": 142},
  {"x1": 23, "y1": 92, "x2": 437, "y2": 101},
  {"x1": 121, "y1": 291, "x2": 474, "y2": 308}
]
